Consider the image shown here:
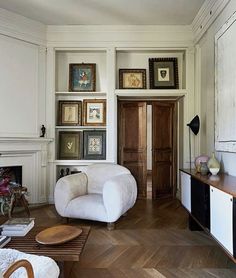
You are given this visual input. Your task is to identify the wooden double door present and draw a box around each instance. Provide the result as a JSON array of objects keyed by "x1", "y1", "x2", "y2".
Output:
[{"x1": 118, "y1": 100, "x2": 177, "y2": 199}]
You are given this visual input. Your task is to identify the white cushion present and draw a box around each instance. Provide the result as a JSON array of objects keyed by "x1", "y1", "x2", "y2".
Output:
[
  {"x1": 66, "y1": 194, "x2": 108, "y2": 222},
  {"x1": 0, "y1": 248, "x2": 59, "y2": 278},
  {"x1": 83, "y1": 163, "x2": 130, "y2": 194}
]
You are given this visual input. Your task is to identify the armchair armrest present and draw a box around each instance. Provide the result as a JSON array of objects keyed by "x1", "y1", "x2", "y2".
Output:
[
  {"x1": 3, "y1": 259, "x2": 34, "y2": 278},
  {"x1": 103, "y1": 174, "x2": 137, "y2": 222},
  {"x1": 54, "y1": 173, "x2": 88, "y2": 217}
]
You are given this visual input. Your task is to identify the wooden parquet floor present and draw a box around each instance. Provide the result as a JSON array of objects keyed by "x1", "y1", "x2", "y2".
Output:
[{"x1": 8, "y1": 199, "x2": 236, "y2": 278}]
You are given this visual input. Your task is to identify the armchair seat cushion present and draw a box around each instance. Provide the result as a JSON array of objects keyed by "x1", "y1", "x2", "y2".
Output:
[{"x1": 66, "y1": 194, "x2": 108, "y2": 222}]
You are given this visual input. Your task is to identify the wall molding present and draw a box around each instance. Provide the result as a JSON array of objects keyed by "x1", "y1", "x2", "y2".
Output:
[
  {"x1": 47, "y1": 25, "x2": 194, "y2": 48},
  {"x1": 192, "y1": 0, "x2": 230, "y2": 43},
  {"x1": 0, "y1": 8, "x2": 46, "y2": 46}
]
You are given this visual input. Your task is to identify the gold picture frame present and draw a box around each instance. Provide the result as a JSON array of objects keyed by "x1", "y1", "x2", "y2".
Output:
[
  {"x1": 69, "y1": 63, "x2": 96, "y2": 92},
  {"x1": 83, "y1": 99, "x2": 106, "y2": 126},
  {"x1": 58, "y1": 101, "x2": 82, "y2": 126},
  {"x1": 119, "y1": 69, "x2": 146, "y2": 89},
  {"x1": 58, "y1": 131, "x2": 82, "y2": 160}
]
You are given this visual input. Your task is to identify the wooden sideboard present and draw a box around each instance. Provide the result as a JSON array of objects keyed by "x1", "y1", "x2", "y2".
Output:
[{"x1": 180, "y1": 169, "x2": 236, "y2": 263}]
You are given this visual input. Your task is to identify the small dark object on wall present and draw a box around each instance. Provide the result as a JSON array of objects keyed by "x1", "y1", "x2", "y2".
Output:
[
  {"x1": 40, "y1": 125, "x2": 46, "y2": 137},
  {"x1": 66, "y1": 168, "x2": 70, "y2": 176}
]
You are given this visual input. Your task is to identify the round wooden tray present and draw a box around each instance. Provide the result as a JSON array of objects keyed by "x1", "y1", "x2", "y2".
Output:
[{"x1": 35, "y1": 225, "x2": 82, "y2": 245}]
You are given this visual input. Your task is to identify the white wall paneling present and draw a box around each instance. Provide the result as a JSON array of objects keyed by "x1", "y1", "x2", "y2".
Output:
[
  {"x1": 195, "y1": 1, "x2": 236, "y2": 176},
  {"x1": 0, "y1": 34, "x2": 47, "y2": 138},
  {"x1": 106, "y1": 47, "x2": 117, "y2": 163},
  {"x1": 215, "y1": 13, "x2": 236, "y2": 152}
]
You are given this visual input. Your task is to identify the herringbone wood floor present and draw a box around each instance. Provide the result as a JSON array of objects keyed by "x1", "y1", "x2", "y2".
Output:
[{"x1": 7, "y1": 199, "x2": 236, "y2": 278}]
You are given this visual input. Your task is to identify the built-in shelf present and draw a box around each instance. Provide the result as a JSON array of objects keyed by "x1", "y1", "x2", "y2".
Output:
[
  {"x1": 55, "y1": 91, "x2": 106, "y2": 97},
  {"x1": 55, "y1": 126, "x2": 106, "y2": 129},
  {"x1": 115, "y1": 89, "x2": 187, "y2": 98},
  {"x1": 54, "y1": 160, "x2": 114, "y2": 165}
]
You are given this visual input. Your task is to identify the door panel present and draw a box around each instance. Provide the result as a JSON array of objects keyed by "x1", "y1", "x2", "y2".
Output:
[
  {"x1": 118, "y1": 101, "x2": 147, "y2": 198},
  {"x1": 152, "y1": 102, "x2": 176, "y2": 198},
  {"x1": 211, "y1": 186, "x2": 233, "y2": 255}
]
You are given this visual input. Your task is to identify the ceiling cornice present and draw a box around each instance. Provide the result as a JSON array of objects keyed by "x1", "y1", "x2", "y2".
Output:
[
  {"x1": 46, "y1": 25, "x2": 193, "y2": 48},
  {"x1": 192, "y1": 0, "x2": 230, "y2": 44},
  {"x1": 0, "y1": 8, "x2": 46, "y2": 46}
]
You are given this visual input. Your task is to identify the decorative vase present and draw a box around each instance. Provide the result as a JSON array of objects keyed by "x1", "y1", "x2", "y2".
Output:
[
  {"x1": 207, "y1": 152, "x2": 220, "y2": 169},
  {"x1": 195, "y1": 155, "x2": 209, "y2": 172},
  {"x1": 200, "y1": 162, "x2": 208, "y2": 175}
]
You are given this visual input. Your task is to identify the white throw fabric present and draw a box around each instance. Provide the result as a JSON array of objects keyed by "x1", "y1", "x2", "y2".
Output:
[
  {"x1": 0, "y1": 248, "x2": 59, "y2": 278},
  {"x1": 54, "y1": 163, "x2": 137, "y2": 224}
]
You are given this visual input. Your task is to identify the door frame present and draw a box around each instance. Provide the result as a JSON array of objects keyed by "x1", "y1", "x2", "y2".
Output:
[{"x1": 117, "y1": 96, "x2": 182, "y2": 199}]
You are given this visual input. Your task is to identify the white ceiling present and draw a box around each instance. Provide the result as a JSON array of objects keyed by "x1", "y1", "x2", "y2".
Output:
[{"x1": 0, "y1": 0, "x2": 205, "y2": 25}]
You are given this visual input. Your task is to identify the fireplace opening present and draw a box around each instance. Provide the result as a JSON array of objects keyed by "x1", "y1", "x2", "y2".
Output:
[{"x1": 0, "y1": 166, "x2": 22, "y2": 186}]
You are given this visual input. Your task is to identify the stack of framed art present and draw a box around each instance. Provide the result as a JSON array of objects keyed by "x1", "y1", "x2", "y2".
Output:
[
  {"x1": 57, "y1": 99, "x2": 106, "y2": 160},
  {"x1": 119, "y1": 57, "x2": 179, "y2": 89},
  {"x1": 58, "y1": 130, "x2": 106, "y2": 160},
  {"x1": 57, "y1": 99, "x2": 106, "y2": 127},
  {"x1": 56, "y1": 62, "x2": 107, "y2": 160}
]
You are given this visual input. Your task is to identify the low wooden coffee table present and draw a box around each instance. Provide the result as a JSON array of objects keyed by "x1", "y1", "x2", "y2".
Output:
[{"x1": 6, "y1": 225, "x2": 90, "y2": 277}]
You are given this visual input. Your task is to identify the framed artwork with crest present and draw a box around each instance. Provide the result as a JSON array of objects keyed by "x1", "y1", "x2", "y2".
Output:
[{"x1": 149, "y1": 58, "x2": 179, "y2": 89}]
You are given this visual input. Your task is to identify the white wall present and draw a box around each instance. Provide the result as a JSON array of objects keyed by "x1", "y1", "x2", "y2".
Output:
[
  {"x1": 0, "y1": 9, "x2": 49, "y2": 204},
  {"x1": 0, "y1": 35, "x2": 44, "y2": 137},
  {"x1": 196, "y1": 0, "x2": 236, "y2": 176},
  {"x1": 0, "y1": 8, "x2": 47, "y2": 138}
]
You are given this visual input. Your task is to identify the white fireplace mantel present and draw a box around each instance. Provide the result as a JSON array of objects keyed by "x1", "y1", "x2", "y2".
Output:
[{"x1": 0, "y1": 137, "x2": 53, "y2": 204}]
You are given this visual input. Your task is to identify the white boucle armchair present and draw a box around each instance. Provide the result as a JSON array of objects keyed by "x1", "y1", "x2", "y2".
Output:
[{"x1": 54, "y1": 163, "x2": 137, "y2": 229}]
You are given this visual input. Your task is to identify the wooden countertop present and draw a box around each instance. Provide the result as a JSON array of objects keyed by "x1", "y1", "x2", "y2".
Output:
[{"x1": 180, "y1": 169, "x2": 236, "y2": 197}]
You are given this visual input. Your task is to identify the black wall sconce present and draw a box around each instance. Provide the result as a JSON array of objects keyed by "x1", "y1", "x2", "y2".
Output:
[{"x1": 187, "y1": 115, "x2": 200, "y2": 169}]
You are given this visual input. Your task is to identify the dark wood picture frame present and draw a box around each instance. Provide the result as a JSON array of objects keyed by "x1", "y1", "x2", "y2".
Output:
[
  {"x1": 58, "y1": 101, "x2": 82, "y2": 126},
  {"x1": 69, "y1": 63, "x2": 96, "y2": 92},
  {"x1": 119, "y1": 69, "x2": 146, "y2": 89},
  {"x1": 58, "y1": 131, "x2": 82, "y2": 160},
  {"x1": 83, "y1": 130, "x2": 106, "y2": 160},
  {"x1": 149, "y1": 58, "x2": 179, "y2": 89},
  {"x1": 83, "y1": 99, "x2": 106, "y2": 126}
]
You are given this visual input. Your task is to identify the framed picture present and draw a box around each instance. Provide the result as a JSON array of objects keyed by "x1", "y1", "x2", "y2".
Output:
[
  {"x1": 58, "y1": 101, "x2": 82, "y2": 126},
  {"x1": 149, "y1": 58, "x2": 179, "y2": 89},
  {"x1": 69, "y1": 63, "x2": 96, "y2": 92},
  {"x1": 58, "y1": 131, "x2": 82, "y2": 160},
  {"x1": 119, "y1": 69, "x2": 146, "y2": 89},
  {"x1": 83, "y1": 99, "x2": 106, "y2": 126},
  {"x1": 83, "y1": 130, "x2": 106, "y2": 160}
]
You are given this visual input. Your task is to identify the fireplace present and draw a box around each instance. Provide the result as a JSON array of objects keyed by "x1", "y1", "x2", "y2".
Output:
[
  {"x1": 0, "y1": 138, "x2": 52, "y2": 204},
  {"x1": 0, "y1": 166, "x2": 22, "y2": 185}
]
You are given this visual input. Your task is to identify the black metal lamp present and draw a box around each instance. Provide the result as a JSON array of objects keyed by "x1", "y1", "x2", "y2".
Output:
[{"x1": 187, "y1": 115, "x2": 200, "y2": 169}]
